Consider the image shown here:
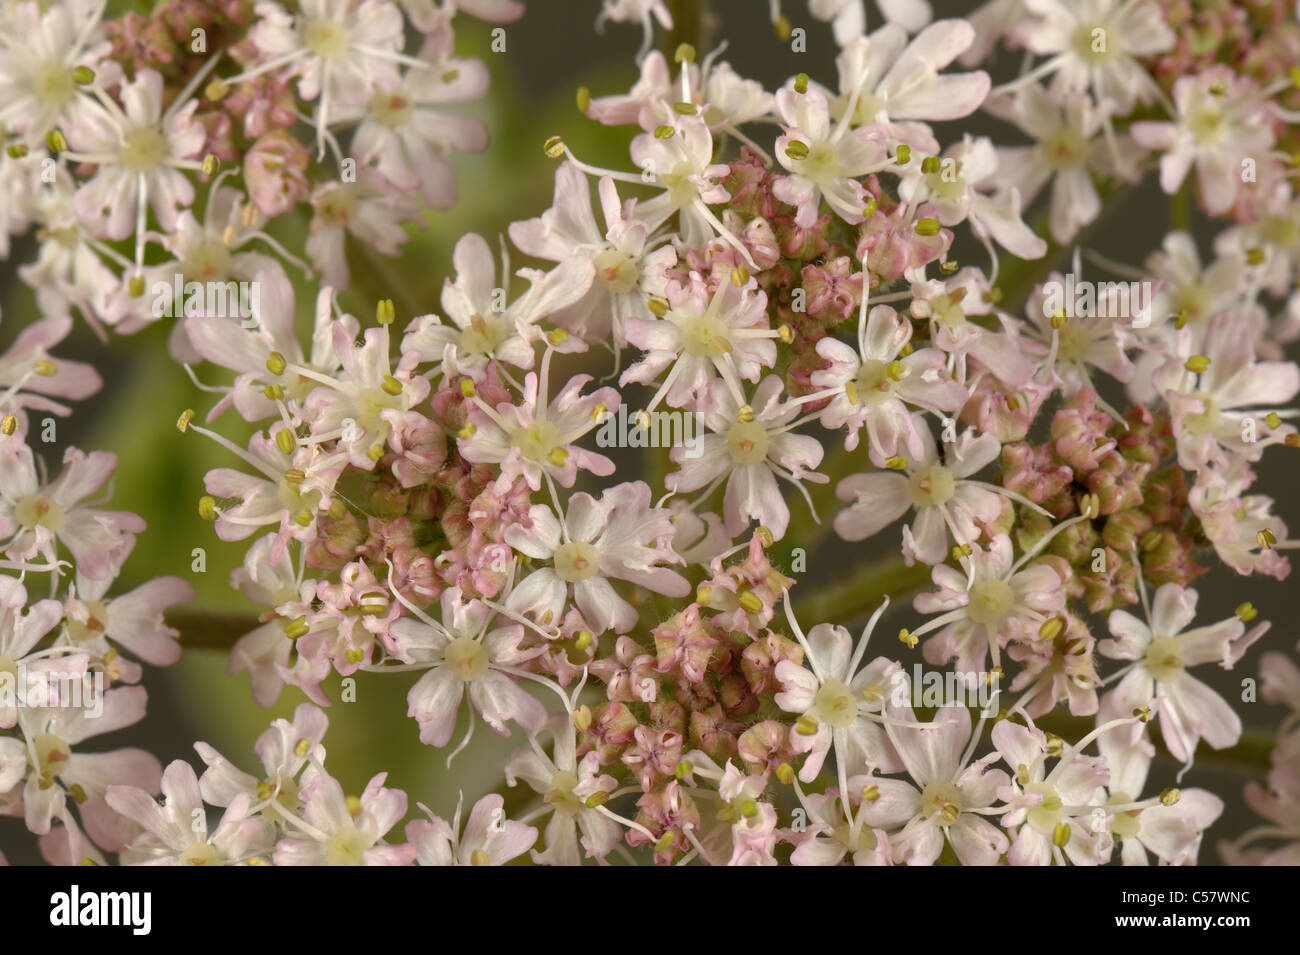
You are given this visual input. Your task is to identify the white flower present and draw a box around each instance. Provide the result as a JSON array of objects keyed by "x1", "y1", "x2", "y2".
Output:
[
  {"x1": 406, "y1": 793, "x2": 536, "y2": 866},
  {"x1": 504, "y1": 481, "x2": 688, "y2": 635}
]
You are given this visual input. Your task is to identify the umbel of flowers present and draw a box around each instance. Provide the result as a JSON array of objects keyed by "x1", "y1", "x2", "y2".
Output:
[{"x1": 1, "y1": 0, "x2": 1299, "y2": 865}]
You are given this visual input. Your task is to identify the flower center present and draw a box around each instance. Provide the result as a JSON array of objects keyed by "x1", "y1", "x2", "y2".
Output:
[
  {"x1": 1107, "y1": 791, "x2": 1142, "y2": 839},
  {"x1": 370, "y1": 89, "x2": 413, "y2": 127},
  {"x1": 303, "y1": 19, "x2": 350, "y2": 61},
  {"x1": 1186, "y1": 105, "x2": 1225, "y2": 144},
  {"x1": 853, "y1": 359, "x2": 896, "y2": 407},
  {"x1": 726, "y1": 420, "x2": 769, "y2": 465},
  {"x1": 553, "y1": 540, "x2": 601, "y2": 583},
  {"x1": 33, "y1": 61, "x2": 75, "y2": 107},
  {"x1": 1145, "y1": 636, "x2": 1184, "y2": 683},
  {"x1": 315, "y1": 188, "x2": 358, "y2": 225},
  {"x1": 907, "y1": 465, "x2": 956, "y2": 508},
  {"x1": 444, "y1": 636, "x2": 489, "y2": 682},
  {"x1": 1073, "y1": 23, "x2": 1119, "y2": 61},
  {"x1": 795, "y1": 141, "x2": 842, "y2": 185},
  {"x1": 1042, "y1": 127, "x2": 1089, "y2": 170},
  {"x1": 459, "y1": 314, "x2": 508, "y2": 356},
  {"x1": 65, "y1": 600, "x2": 110, "y2": 642},
  {"x1": 180, "y1": 841, "x2": 223, "y2": 865},
  {"x1": 324, "y1": 824, "x2": 370, "y2": 865},
  {"x1": 32, "y1": 732, "x2": 71, "y2": 786},
  {"x1": 593, "y1": 249, "x2": 639, "y2": 294},
  {"x1": 661, "y1": 162, "x2": 699, "y2": 207},
  {"x1": 1054, "y1": 322, "x2": 1092, "y2": 362},
  {"x1": 919, "y1": 780, "x2": 964, "y2": 823},
  {"x1": 680, "y1": 311, "x2": 731, "y2": 357},
  {"x1": 1180, "y1": 391, "x2": 1219, "y2": 436},
  {"x1": 510, "y1": 417, "x2": 562, "y2": 463},
  {"x1": 14, "y1": 494, "x2": 65, "y2": 532},
  {"x1": 812, "y1": 678, "x2": 859, "y2": 729},
  {"x1": 545, "y1": 770, "x2": 584, "y2": 818},
  {"x1": 118, "y1": 126, "x2": 168, "y2": 173},
  {"x1": 966, "y1": 578, "x2": 1015, "y2": 626},
  {"x1": 182, "y1": 242, "x2": 234, "y2": 282},
  {"x1": 1026, "y1": 780, "x2": 1064, "y2": 833}
]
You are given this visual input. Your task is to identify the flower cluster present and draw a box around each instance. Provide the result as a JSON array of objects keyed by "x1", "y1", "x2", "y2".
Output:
[{"x1": 2, "y1": 0, "x2": 1299, "y2": 865}]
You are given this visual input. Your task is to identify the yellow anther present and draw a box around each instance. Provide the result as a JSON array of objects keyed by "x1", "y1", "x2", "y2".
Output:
[
  {"x1": 776, "y1": 763, "x2": 796, "y2": 785},
  {"x1": 205, "y1": 78, "x2": 230, "y2": 101},
  {"x1": 460, "y1": 378, "x2": 476, "y2": 398},
  {"x1": 731, "y1": 266, "x2": 749, "y2": 286},
  {"x1": 574, "y1": 630, "x2": 593, "y2": 651},
  {"x1": 1038, "y1": 616, "x2": 1064, "y2": 641},
  {"x1": 263, "y1": 383, "x2": 284, "y2": 401},
  {"x1": 6, "y1": 144, "x2": 28, "y2": 159},
  {"x1": 0, "y1": 415, "x2": 16, "y2": 436},
  {"x1": 1244, "y1": 247, "x2": 1266, "y2": 266},
  {"x1": 894, "y1": 145, "x2": 911, "y2": 165},
  {"x1": 72, "y1": 65, "x2": 95, "y2": 85},
  {"x1": 756, "y1": 525, "x2": 774, "y2": 548},
  {"x1": 45, "y1": 129, "x2": 67, "y2": 153},
  {"x1": 952, "y1": 542, "x2": 972, "y2": 559},
  {"x1": 795, "y1": 714, "x2": 819, "y2": 736},
  {"x1": 884, "y1": 456, "x2": 907, "y2": 470},
  {"x1": 1159, "y1": 787, "x2": 1180, "y2": 807},
  {"x1": 653, "y1": 832, "x2": 675, "y2": 853},
  {"x1": 653, "y1": 124, "x2": 675, "y2": 139},
  {"x1": 543, "y1": 135, "x2": 565, "y2": 158},
  {"x1": 736, "y1": 404, "x2": 755, "y2": 424},
  {"x1": 1132, "y1": 705, "x2": 1152, "y2": 722},
  {"x1": 1257, "y1": 527, "x2": 1276, "y2": 550},
  {"x1": 198, "y1": 496, "x2": 217, "y2": 521},
  {"x1": 784, "y1": 140, "x2": 809, "y2": 161},
  {"x1": 1045, "y1": 734, "x2": 1063, "y2": 757},
  {"x1": 282, "y1": 468, "x2": 305, "y2": 485},
  {"x1": 573, "y1": 704, "x2": 592, "y2": 732},
  {"x1": 1184, "y1": 354, "x2": 1211, "y2": 373},
  {"x1": 547, "y1": 328, "x2": 569, "y2": 346},
  {"x1": 380, "y1": 374, "x2": 403, "y2": 396},
  {"x1": 862, "y1": 199, "x2": 878, "y2": 218},
  {"x1": 127, "y1": 274, "x2": 145, "y2": 297},
  {"x1": 696, "y1": 584, "x2": 713, "y2": 604},
  {"x1": 284, "y1": 617, "x2": 309, "y2": 640},
  {"x1": 547, "y1": 447, "x2": 569, "y2": 467},
  {"x1": 345, "y1": 647, "x2": 365, "y2": 664},
  {"x1": 367, "y1": 443, "x2": 384, "y2": 463},
  {"x1": 674, "y1": 43, "x2": 695, "y2": 63},
  {"x1": 1052, "y1": 821, "x2": 1071, "y2": 847},
  {"x1": 294, "y1": 738, "x2": 311, "y2": 758},
  {"x1": 899, "y1": 628, "x2": 918, "y2": 649},
  {"x1": 673, "y1": 101, "x2": 697, "y2": 115},
  {"x1": 576, "y1": 86, "x2": 591, "y2": 112},
  {"x1": 939, "y1": 260, "x2": 959, "y2": 274},
  {"x1": 1016, "y1": 763, "x2": 1030, "y2": 786},
  {"x1": 469, "y1": 848, "x2": 491, "y2": 866},
  {"x1": 33, "y1": 359, "x2": 57, "y2": 377},
  {"x1": 1173, "y1": 308, "x2": 1189, "y2": 329},
  {"x1": 201, "y1": 154, "x2": 219, "y2": 176},
  {"x1": 648, "y1": 295, "x2": 669, "y2": 316},
  {"x1": 1266, "y1": 412, "x2": 1282, "y2": 429},
  {"x1": 777, "y1": 324, "x2": 793, "y2": 343},
  {"x1": 886, "y1": 359, "x2": 905, "y2": 381},
  {"x1": 266, "y1": 351, "x2": 286, "y2": 375},
  {"x1": 585, "y1": 791, "x2": 610, "y2": 809},
  {"x1": 376, "y1": 298, "x2": 395, "y2": 325},
  {"x1": 1050, "y1": 309, "x2": 1068, "y2": 329},
  {"x1": 1235, "y1": 602, "x2": 1257, "y2": 622},
  {"x1": 589, "y1": 402, "x2": 607, "y2": 422},
  {"x1": 773, "y1": 13, "x2": 792, "y2": 39},
  {"x1": 275, "y1": 429, "x2": 296, "y2": 456},
  {"x1": 861, "y1": 784, "x2": 880, "y2": 803},
  {"x1": 294, "y1": 507, "x2": 314, "y2": 526},
  {"x1": 914, "y1": 217, "x2": 941, "y2": 237},
  {"x1": 793, "y1": 73, "x2": 809, "y2": 95},
  {"x1": 177, "y1": 409, "x2": 194, "y2": 433},
  {"x1": 737, "y1": 590, "x2": 764, "y2": 614},
  {"x1": 843, "y1": 380, "x2": 860, "y2": 405}
]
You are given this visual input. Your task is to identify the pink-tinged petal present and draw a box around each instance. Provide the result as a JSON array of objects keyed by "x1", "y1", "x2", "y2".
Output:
[{"x1": 407, "y1": 667, "x2": 463, "y2": 747}]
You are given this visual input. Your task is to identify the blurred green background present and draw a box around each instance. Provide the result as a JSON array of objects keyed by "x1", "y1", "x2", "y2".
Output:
[{"x1": 0, "y1": 0, "x2": 1294, "y2": 863}]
